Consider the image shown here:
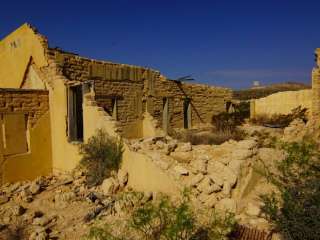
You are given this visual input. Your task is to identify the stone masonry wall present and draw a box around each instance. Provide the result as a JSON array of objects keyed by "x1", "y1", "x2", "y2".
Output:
[
  {"x1": 0, "y1": 89, "x2": 49, "y2": 127},
  {"x1": 150, "y1": 77, "x2": 232, "y2": 129},
  {"x1": 47, "y1": 49, "x2": 231, "y2": 135},
  {"x1": 312, "y1": 49, "x2": 320, "y2": 120}
]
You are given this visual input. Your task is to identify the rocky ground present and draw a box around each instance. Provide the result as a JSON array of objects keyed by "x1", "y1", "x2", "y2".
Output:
[{"x1": 0, "y1": 123, "x2": 290, "y2": 240}]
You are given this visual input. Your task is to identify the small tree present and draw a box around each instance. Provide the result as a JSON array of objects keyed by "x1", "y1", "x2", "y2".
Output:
[
  {"x1": 261, "y1": 140, "x2": 320, "y2": 240},
  {"x1": 79, "y1": 129, "x2": 123, "y2": 186}
]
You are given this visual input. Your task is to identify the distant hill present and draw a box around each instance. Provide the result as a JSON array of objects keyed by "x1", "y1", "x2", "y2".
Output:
[{"x1": 233, "y1": 82, "x2": 311, "y2": 100}]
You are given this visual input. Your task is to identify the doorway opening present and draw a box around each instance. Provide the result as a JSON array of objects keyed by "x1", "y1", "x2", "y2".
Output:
[
  {"x1": 183, "y1": 98, "x2": 191, "y2": 129},
  {"x1": 68, "y1": 85, "x2": 83, "y2": 142},
  {"x1": 163, "y1": 98, "x2": 169, "y2": 133}
]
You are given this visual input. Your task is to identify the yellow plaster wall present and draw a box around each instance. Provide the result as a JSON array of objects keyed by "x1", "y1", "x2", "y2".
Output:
[
  {"x1": 121, "y1": 147, "x2": 180, "y2": 195},
  {"x1": 48, "y1": 79, "x2": 81, "y2": 172},
  {"x1": 1, "y1": 112, "x2": 52, "y2": 183},
  {"x1": 250, "y1": 89, "x2": 312, "y2": 118},
  {"x1": 0, "y1": 24, "x2": 47, "y2": 88},
  {"x1": 83, "y1": 97, "x2": 179, "y2": 194}
]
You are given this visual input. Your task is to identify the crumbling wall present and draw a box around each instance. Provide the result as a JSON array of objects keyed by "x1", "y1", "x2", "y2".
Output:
[
  {"x1": 312, "y1": 48, "x2": 320, "y2": 120},
  {"x1": 0, "y1": 89, "x2": 52, "y2": 184},
  {"x1": 0, "y1": 89, "x2": 49, "y2": 126},
  {"x1": 150, "y1": 77, "x2": 232, "y2": 130},
  {"x1": 250, "y1": 89, "x2": 312, "y2": 118},
  {"x1": 49, "y1": 49, "x2": 231, "y2": 135}
]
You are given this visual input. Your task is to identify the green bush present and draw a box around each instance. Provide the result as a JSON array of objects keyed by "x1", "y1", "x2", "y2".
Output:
[
  {"x1": 79, "y1": 129, "x2": 123, "y2": 186},
  {"x1": 260, "y1": 140, "x2": 320, "y2": 240},
  {"x1": 83, "y1": 194, "x2": 236, "y2": 240}
]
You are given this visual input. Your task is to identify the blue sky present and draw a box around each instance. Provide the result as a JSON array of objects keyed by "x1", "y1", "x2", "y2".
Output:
[{"x1": 1, "y1": 0, "x2": 320, "y2": 89}]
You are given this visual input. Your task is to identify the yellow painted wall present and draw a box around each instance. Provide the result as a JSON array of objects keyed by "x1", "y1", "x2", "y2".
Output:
[
  {"x1": 1, "y1": 112, "x2": 52, "y2": 183},
  {"x1": 250, "y1": 89, "x2": 312, "y2": 118},
  {"x1": 122, "y1": 147, "x2": 180, "y2": 195},
  {"x1": 0, "y1": 23, "x2": 47, "y2": 88},
  {"x1": 48, "y1": 80, "x2": 81, "y2": 172}
]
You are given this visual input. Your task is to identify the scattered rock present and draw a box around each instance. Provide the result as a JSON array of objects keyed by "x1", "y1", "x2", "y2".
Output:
[
  {"x1": 117, "y1": 170, "x2": 128, "y2": 187},
  {"x1": 204, "y1": 194, "x2": 218, "y2": 208},
  {"x1": 33, "y1": 216, "x2": 50, "y2": 226},
  {"x1": 188, "y1": 173, "x2": 204, "y2": 187},
  {"x1": 222, "y1": 166, "x2": 237, "y2": 187},
  {"x1": 29, "y1": 183, "x2": 41, "y2": 195},
  {"x1": 0, "y1": 195, "x2": 9, "y2": 205},
  {"x1": 246, "y1": 202, "x2": 261, "y2": 217},
  {"x1": 208, "y1": 173, "x2": 224, "y2": 187},
  {"x1": 170, "y1": 151, "x2": 193, "y2": 163},
  {"x1": 175, "y1": 142, "x2": 192, "y2": 152},
  {"x1": 222, "y1": 181, "x2": 231, "y2": 197},
  {"x1": 215, "y1": 198, "x2": 237, "y2": 213},
  {"x1": 174, "y1": 166, "x2": 189, "y2": 176},
  {"x1": 191, "y1": 160, "x2": 207, "y2": 174},
  {"x1": 197, "y1": 177, "x2": 212, "y2": 194},
  {"x1": 101, "y1": 178, "x2": 120, "y2": 195}
]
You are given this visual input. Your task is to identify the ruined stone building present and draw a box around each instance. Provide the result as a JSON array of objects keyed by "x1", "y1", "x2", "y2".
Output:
[{"x1": 0, "y1": 24, "x2": 232, "y2": 184}]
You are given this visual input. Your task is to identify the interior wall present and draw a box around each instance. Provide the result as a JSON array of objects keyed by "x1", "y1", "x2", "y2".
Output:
[{"x1": 1, "y1": 111, "x2": 52, "y2": 183}]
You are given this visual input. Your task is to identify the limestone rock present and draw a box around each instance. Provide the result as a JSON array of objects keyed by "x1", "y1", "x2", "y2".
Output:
[
  {"x1": 222, "y1": 181, "x2": 231, "y2": 197},
  {"x1": 208, "y1": 173, "x2": 224, "y2": 187},
  {"x1": 236, "y1": 139, "x2": 257, "y2": 150},
  {"x1": 175, "y1": 142, "x2": 192, "y2": 152},
  {"x1": 117, "y1": 170, "x2": 128, "y2": 187},
  {"x1": 231, "y1": 148, "x2": 253, "y2": 161},
  {"x1": 29, "y1": 183, "x2": 41, "y2": 195},
  {"x1": 33, "y1": 216, "x2": 50, "y2": 226},
  {"x1": 0, "y1": 195, "x2": 9, "y2": 205},
  {"x1": 101, "y1": 178, "x2": 119, "y2": 195},
  {"x1": 188, "y1": 173, "x2": 204, "y2": 187},
  {"x1": 246, "y1": 202, "x2": 261, "y2": 217},
  {"x1": 222, "y1": 166, "x2": 237, "y2": 187},
  {"x1": 174, "y1": 166, "x2": 189, "y2": 176},
  {"x1": 191, "y1": 160, "x2": 207, "y2": 174},
  {"x1": 156, "y1": 160, "x2": 170, "y2": 170},
  {"x1": 170, "y1": 151, "x2": 193, "y2": 163},
  {"x1": 207, "y1": 161, "x2": 225, "y2": 174},
  {"x1": 258, "y1": 148, "x2": 285, "y2": 165},
  {"x1": 204, "y1": 194, "x2": 218, "y2": 208},
  {"x1": 228, "y1": 160, "x2": 242, "y2": 176},
  {"x1": 197, "y1": 177, "x2": 212, "y2": 194},
  {"x1": 11, "y1": 204, "x2": 26, "y2": 216},
  {"x1": 215, "y1": 198, "x2": 237, "y2": 213}
]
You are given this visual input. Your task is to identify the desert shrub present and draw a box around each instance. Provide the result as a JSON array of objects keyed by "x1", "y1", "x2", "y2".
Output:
[
  {"x1": 260, "y1": 140, "x2": 320, "y2": 240},
  {"x1": 250, "y1": 106, "x2": 307, "y2": 128},
  {"x1": 83, "y1": 194, "x2": 236, "y2": 240},
  {"x1": 79, "y1": 129, "x2": 123, "y2": 186}
]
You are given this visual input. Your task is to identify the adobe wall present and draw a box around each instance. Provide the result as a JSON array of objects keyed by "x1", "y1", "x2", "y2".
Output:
[
  {"x1": 150, "y1": 77, "x2": 232, "y2": 130},
  {"x1": 312, "y1": 49, "x2": 320, "y2": 120},
  {"x1": 250, "y1": 89, "x2": 312, "y2": 118},
  {"x1": 0, "y1": 88, "x2": 49, "y2": 126},
  {"x1": 48, "y1": 49, "x2": 232, "y2": 136}
]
